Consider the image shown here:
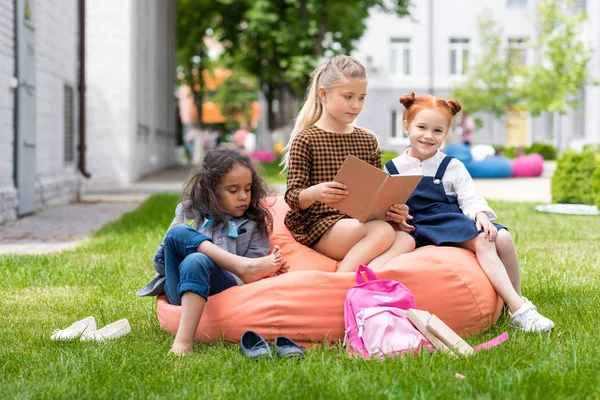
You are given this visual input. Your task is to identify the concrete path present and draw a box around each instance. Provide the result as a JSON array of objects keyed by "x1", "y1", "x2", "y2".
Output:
[{"x1": 0, "y1": 162, "x2": 554, "y2": 256}]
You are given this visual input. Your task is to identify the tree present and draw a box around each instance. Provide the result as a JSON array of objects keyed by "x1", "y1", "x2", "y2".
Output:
[
  {"x1": 213, "y1": 69, "x2": 259, "y2": 131},
  {"x1": 176, "y1": 0, "x2": 248, "y2": 130},
  {"x1": 216, "y1": 0, "x2": 412, "y2": 131},
  {"x1": 451, "y1": 1, "x2": 594, "y2": 147},
  {"x1": 450, "y1": 14, "x2": 518, "y2": 122},
  {"x1": 518, "y1": 0, "x2": 592, "y2": 146}
]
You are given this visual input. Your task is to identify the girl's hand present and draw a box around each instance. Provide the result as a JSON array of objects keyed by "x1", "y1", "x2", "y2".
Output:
[
  {"x1": 386, "y1": 204, "x2": 415, "y2": 232},
  {"x1": 308, "y1": 182, "x2": 348, "y2": 205},
  {"x1": 476, "y1": 212, "x2": 497, "y2": 241}
]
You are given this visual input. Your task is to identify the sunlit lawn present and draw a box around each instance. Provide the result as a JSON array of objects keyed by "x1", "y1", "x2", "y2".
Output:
[{"x1": 1, "y1": 194, "x2": 599, "y2": 399}]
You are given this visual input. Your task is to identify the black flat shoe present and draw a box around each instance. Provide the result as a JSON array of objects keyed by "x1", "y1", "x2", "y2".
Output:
[
  {"x1": 240, "y1": 331, "x2": 271, "y2": 359},
  {"x1": 274, "y1": 336, "x2": 306, "y2": 358}
]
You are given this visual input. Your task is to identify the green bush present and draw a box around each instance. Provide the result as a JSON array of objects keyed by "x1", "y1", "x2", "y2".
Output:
[
  {"x1": 593, "y1": 163, "x2": 600, "y2": 209},
  {"x1": 551, "y1": 150, "x2": 598, "y2": 205},
  {"x1": 492, "y1": 143, "x2": 557, "y2": 160},
  {"x1": 583, "y1": 143, "x2": 600, "y2": 153},
  {"x1": 381, "y1": 150, "x2": 399, "y2": 167},
  {"x1": 526, "y1": 142, "x2": 557, "y2": 160}
]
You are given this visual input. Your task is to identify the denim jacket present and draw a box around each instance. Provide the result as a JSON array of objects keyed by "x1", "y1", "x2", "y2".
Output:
[{"x1": 137, "y1": 200, "x2": 270, "y2": 296}]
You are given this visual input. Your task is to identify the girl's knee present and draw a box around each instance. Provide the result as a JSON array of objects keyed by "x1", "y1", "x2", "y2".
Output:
[
  {"x1": 495, "y1": 229, "x2": 515, "y2": 249},
  {"x1": 165, "y1": 223, "x2": 192, "y2": 241},
  {"x1": 473, "y1": 233, "x2": 496, "y2": 253},
  {"x1": 366, "y1": 221, "x2": 395, "y2": 245},
  {"x1": 395, "y1": 231, "x2": 416, "y2": 250}
]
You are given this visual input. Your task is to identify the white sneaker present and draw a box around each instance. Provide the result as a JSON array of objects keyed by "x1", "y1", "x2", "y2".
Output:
[
  {"x1": 51, "y1": 316, "x2": 97, "y2": 340},
  {"x1": 81, "y1": 319, "x2": 131, "y2": 341},
  {"x1": 509, "y1": 301, "x2": 555, "y2": 332}
]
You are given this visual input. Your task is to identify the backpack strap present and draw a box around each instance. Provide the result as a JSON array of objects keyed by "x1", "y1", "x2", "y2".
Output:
[
  {"x1": 385, "y1": 160, "x2": 400, "y2": 176},
  {"x1": 356, "y1": 264, "x2": 377, "y2": 284}
]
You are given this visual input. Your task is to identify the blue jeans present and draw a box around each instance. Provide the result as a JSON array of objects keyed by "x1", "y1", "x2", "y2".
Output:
[{"x1": 163, "y1": 224, "x2": 238, "y2": 306}]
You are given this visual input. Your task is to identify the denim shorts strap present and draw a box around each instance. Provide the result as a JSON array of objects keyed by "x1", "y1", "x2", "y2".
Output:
[
  {"x1": 434, "y1": 156, "x2": 454, "y2": 181},
  {"x1": 385, "y1": 160, "x2": 400, "y2": 176}
]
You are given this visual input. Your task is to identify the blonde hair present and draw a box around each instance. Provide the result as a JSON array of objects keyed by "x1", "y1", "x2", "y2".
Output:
[{"x1": 280, "y1": 55, "x2": 368, "y2": 170}]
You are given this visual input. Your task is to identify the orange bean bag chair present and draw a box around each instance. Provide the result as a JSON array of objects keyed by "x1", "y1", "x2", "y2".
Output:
[{"x1": 156, "y1": 197, "x2": 503, "y2": 344}]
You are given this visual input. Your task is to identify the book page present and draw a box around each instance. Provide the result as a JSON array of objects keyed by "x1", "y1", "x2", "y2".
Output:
[
  {"x1": 332, "y1": 155, "x2": 387, "y2": 222},
  {"x1": 366, "y1": 174, "x2": 422, "y2": 221}
]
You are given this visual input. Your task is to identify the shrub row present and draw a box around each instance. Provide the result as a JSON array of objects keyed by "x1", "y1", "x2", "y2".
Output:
[
  {"x1": 551, "y1": 149, "x2": 600, "y2": 207},
  {"x1": 493, "y1": 142, "x2": 557, "y2": 160}
]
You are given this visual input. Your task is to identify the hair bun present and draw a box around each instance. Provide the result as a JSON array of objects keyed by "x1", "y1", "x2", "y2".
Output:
[
  {"x1": 447, "y1": 99, "x2": 462, "y2": 116},
  {"x1": 399, "y1": 92, "x2": 416, "y2": 109}
]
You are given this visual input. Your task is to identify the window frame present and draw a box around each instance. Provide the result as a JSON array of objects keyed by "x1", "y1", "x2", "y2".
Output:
[
  {"x1": 449, "y1": 38, "x2": 470, "y2": 76},
  {"x1": 389, "y1": 37, "x2": 412, "y2": 77}
]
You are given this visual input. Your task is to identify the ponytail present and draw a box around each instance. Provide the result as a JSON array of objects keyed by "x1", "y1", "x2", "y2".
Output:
[{"x1": 280, "y1": 66, "x2": 325, "y2": 170}]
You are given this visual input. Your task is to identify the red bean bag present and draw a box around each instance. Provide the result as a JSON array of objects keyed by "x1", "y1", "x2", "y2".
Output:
[
  {"x1": 512, "y1": 153, "x2": 544, "y2": 177},
  {"x1": 156, "y1": 197, "x2": 503, "y2": 344}
]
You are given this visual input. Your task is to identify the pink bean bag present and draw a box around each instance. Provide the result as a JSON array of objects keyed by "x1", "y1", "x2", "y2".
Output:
[
  {"x1": 512, "y1": 153, "x2": 544, "y2": 177},
  {"x1": 156, "y1": 197, "x2": 503, "y2": 344}
]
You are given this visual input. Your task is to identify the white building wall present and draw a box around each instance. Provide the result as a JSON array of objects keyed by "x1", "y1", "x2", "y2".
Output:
[
  {"x1": 34, "y1": 0, "x2": 79, "y2": 209},
  {"x1": 84, "y1": 0, "x2": 176, "y2": 190},
  {"x1": 354, "y1": 0, "x2": 594, "y2": 152},
  {"x1": 85, "y1": 0, "x2": 134, "y2": 187},
  {"x1": 0, "y1": 0, "x2": 17, "y2": 224}
]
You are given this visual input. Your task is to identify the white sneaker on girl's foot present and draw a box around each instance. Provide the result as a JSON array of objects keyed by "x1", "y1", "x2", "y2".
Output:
[
  {"x1": 50, "y1": 316, "x2": 97, "y2": 340},
  {"x1": 81, "y1": 319, "x2": 131, "y2": 341},
  {"x1": 509, "y1": 301, "x2": 555, "y2": 332}
]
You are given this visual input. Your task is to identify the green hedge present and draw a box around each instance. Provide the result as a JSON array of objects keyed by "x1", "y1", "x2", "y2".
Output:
[
  {"x1": 551, "y1": 150, "x2": 599, "y2": 205},
  {"x1": 493, "y1": 143, "x2": 557, "y2": 160},
  {"x1": 526, "y1": 143, "x2": 557, "y2": 160},
  {"x1": 594, "y1": 164, "x2": 600, "y2": 209}
]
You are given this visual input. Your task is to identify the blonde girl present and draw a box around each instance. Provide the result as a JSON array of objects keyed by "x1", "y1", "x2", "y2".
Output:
[{"x1": 281, "y1": 55, "x2": 414, "y2": 273}]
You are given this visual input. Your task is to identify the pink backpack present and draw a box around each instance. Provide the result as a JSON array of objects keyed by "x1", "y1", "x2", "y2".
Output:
[{"x1": 343, "y1": 265, "x2": 430, "y2": 359}]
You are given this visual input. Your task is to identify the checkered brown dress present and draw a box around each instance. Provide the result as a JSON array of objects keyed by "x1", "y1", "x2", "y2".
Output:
[{"x1": 284, "y1": 125, "x2": 382, "y2": 247}]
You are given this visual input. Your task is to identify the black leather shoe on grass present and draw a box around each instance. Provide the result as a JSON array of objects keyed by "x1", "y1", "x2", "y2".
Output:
[
  {"x1": 240, "y1": 331, "x2": 271, "y2": 359},
  {"x1": 274, "y1": 336, "x2": 306, "y2": 358}
]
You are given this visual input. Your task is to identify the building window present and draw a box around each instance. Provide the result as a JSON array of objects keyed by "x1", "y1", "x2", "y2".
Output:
[
  {"x1": 390, "y1": 38, "x2": 411, "y2": 76},
  {"x1": 507, "y1": 0, "x2": 527, "y2": 7},
  {"x1": 63, "y1": 85, "x2": 75, "y2": 163},
  {"x1": 391, "y1": 110, "x2": 410, "y2": 144},
  {"x1": 508, "y1": 38, "x2": 527, "y2": 68},
  {"x1": 449, "y1": 38, "x2": 469, "y2": 76},
  {"x1": 573, "y1": 90, "x2": 585, "y2": 138}
]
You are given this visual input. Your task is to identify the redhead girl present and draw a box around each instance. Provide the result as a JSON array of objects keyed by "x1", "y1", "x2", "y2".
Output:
[{"x1": 384, "y1": 92, "x2": 554, "y2": 333}]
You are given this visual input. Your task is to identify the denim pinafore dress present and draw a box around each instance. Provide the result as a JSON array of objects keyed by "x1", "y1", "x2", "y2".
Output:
[{"x1": 386, "y1": 156, "x2": 505, "y2": 248}]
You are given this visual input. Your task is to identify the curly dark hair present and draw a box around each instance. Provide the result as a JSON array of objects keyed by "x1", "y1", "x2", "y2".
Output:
[{"x1": 182, "y1": 148, "x2": 274, "y2": 238}]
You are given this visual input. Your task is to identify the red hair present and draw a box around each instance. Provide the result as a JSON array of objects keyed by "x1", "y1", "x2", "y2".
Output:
[{"x1": 399, "y1": 92, "x2": 462, "y2": 128}]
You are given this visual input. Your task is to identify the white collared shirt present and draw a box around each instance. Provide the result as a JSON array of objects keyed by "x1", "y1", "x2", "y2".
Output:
[{"x1": 384, "y1": 149, "x2": 497, "y2": 221}]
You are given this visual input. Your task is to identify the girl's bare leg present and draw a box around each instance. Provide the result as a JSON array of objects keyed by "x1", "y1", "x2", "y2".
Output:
[
  {"x1": 368, "y1": 231, "x2": 416, "y2": 270},
  {"x1": 313, "y1": 219, "x2": 395, "y2": 273},
  {"x1": 457, "y1": 234, "x2": 524, "y2": 313},
  {"x1": 495, "y1": 230, "x2": 522, "y2": 296},
  {"x1": 170, "y1": 292, "x2": 205, "y2": 355},
  {"x1": 197, "y1": 242, "x2": 284, "y2": 283}
]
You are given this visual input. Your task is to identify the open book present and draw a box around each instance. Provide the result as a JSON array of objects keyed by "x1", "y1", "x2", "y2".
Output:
[{"x1": 332, "y1": 155, "x2": 422, "y2": 223}]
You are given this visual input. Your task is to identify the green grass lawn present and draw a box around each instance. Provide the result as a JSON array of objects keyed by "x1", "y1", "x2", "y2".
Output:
[
  {"x1": 259, "y1": 161, "x2": 287, "y2": 185},
  {"x1": 1, "y1": 194, "x2": 599, "y2": 399}
]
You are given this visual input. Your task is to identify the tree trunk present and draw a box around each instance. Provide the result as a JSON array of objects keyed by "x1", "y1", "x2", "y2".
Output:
[
  {"x1": 265, "y1": 84, "x2": 275, "y2": 132},
  {"x1": 275, "y1": 83, "x2": 301, "y2": 130}
]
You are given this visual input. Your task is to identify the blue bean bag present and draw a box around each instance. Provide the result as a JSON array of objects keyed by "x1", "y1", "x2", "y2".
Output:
[
  {"x1": 464, "y1": 156, "x2": 513, "y2": 179},
  {"x1": 443, "y1": 143, "x2": 473, "y2": 164}
]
